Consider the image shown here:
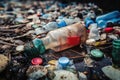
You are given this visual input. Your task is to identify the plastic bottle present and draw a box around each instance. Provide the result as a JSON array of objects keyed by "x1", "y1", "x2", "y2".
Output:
[
  {"x1": 96, "y1": 11, "x2": 120, "y2": 21},
  {"x1": 25, "y1": 22, "x2": 87, "y2": 56},
  {"x1": 87, "y1": 11, "x2": 96, "y2": 19},
  {"x1": 57, "y1": 20, "x2": 67, "y2": 28},
  {"x1": 42, "y1": 22, "x2": 59, "y2": 31},
  {"x1": 41, "y1": 18, "x2": 79, "y2": 33},
  {"x1": 96, "y1": 11, "x2": 120, "y2": 28},
  {"x1": 97, "y1": 20, "x2": 106, "y2": 28},
  {"x1": 57, "y1": 18, "x2": 78, "y2": 28},
  {"x1": 88, "y1": 23, "x2": 100, "y2": 40},
  {"x1": 97, "y1": 18, "x2": 120, "y2": 28},
  {"x1": 112, "y1": 39, "x2": 120, "y2": 67}
]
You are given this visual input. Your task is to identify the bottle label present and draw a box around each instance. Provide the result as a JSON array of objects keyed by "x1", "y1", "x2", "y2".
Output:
[{"x1": 67, "y1": 36, "x2": 80, "y2": 45}]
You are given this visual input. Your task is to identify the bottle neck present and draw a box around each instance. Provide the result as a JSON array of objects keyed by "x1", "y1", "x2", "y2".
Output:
[{"x1": 41, "y1": 36, "x2": 51, "y2": 50}]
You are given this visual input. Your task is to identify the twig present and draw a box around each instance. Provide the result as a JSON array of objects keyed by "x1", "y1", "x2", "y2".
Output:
[
  {"x1": 12, "y1": 30, "x2": 34, "y2": 39},
  {"x1": 0, "y1": 29, "x2": 15, "y2": 32},
  {"x1": 9, "y1": 24, "x2": 26, "y2": 29},
  {"x1": 0, "y1": 40, "x2": 16, "y2": 46},
  {"x1": 69, "y1": 49, "x2": 85, "y2": 56},
  {"x1": 0, "y1": 37, "x2": 13, "y2": 41}
]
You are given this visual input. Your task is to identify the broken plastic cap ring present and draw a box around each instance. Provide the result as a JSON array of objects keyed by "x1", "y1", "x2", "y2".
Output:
[{"x1": 31, "y1": 57, "x2": 43, "y2": 65}]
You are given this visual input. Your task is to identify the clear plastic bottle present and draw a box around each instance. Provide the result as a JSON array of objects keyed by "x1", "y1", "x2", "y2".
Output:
[
  {"x1": 88, "y1": 23, "x2": 100, "y2": 40},
  {"x1": 42, "y1": 22, "x2": 59, "y2": 31},
  {"x1": 42, "y1": 18, "x2": 79, "y2": 32},
  {"x1": 41, "y1": 22, "x2": 87, "y2": 52}
]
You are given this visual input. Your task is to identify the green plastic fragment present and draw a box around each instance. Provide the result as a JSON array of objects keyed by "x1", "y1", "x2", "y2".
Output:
[{"x1": 90, "y1": 49, "x2": 104, "y2": 58}]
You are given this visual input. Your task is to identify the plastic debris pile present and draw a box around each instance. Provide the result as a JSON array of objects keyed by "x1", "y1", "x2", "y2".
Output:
[{"x1": 0, "y1": 0, "x2": 120, "y2": 80}]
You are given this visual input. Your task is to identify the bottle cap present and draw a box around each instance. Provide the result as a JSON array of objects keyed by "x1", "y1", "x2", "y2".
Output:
[
  {"x1": 90, "y1": 49, "x2": 104, "y2": 58},
  {"x1": 31, "y1": 57, "x2": 43, "y2": 65},
  {"x1": 57, "y1": 20, "x2": 67, "y2": 28},
  {"x1": 33, "y1": 38, "x2": 46, "y2": 54},
  {"x1": 58, "y1": 57, "x2": 70, "y2": 68},
  {"x1": 84, "y1": 17, "x2": 94, "y2": 28},
  {"x1": 104, "y1": 27, "x2": 114, "y2": 33}
]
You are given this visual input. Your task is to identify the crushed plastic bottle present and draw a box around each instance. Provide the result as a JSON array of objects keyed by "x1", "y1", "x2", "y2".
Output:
[
  {"x1": 42, "y1": 22, "x2": 59, "y2": 31},
  {"x1": 40, "y1": 22, "x2": 87, "y2": 52},
  {"x1": 34, "y1": 18, "x2": 79, "y2": 35},
  {"x1": 25, "y1": 22, "x2": 87, "y2": 57},
  {"x1": 88, "y1": 23, "x2": 100, "y2": 40}
]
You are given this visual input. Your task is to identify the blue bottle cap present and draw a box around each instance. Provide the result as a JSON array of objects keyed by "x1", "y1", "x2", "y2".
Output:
[
  {"x1": 58, "y1": 57, "x2": 70, "y2": 68},
  {"x1": 84, "y1": 17, "x2": 94, "y2": 28},
  {"x1": 57, "y1": 20, "x2": 67, "y2": 28}
]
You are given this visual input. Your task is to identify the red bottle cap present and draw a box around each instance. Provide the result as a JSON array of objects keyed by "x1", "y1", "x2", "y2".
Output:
[
  {"x1": 31, "y1": 58, "x2": 43, "y2": 65},
  {"x1": 87, "y1": 30, "x2": 90, "y2": 33},
  {"x1": 104, "y1": 27, "x2": 114, "y2": 33},
  {"x1": 67, "y1": 36, "x2": 80, "y2": 45}
]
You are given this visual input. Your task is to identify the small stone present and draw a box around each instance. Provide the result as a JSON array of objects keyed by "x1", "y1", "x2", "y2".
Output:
[
  {"x1": 79, "y1": 72, "x2": 87, "y2": 80},
  {"x1": 0, "y1": 54, "x2": 9, "y2": 72},
  {"x1": 100, "y1": 33, "x2": 107, "y2": 40},
  {"x1": 53, "y1": 70, "x2": 78, "y2": 80},
  {"x1": 86, "y1": 39, "x2": 96, "y2": 45},
  {"x1": 26, "y1": 65, "x2": 48, "y2": 79},
  {"x1": 16, "y1": 45, "x2": 24, "y2": 52},
  {"x1": 1, "y1": 45, "x2": 11, "y2": 49},
  {"x1": 14, "y1": 40, "x2": 24, "y2": 45}
]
